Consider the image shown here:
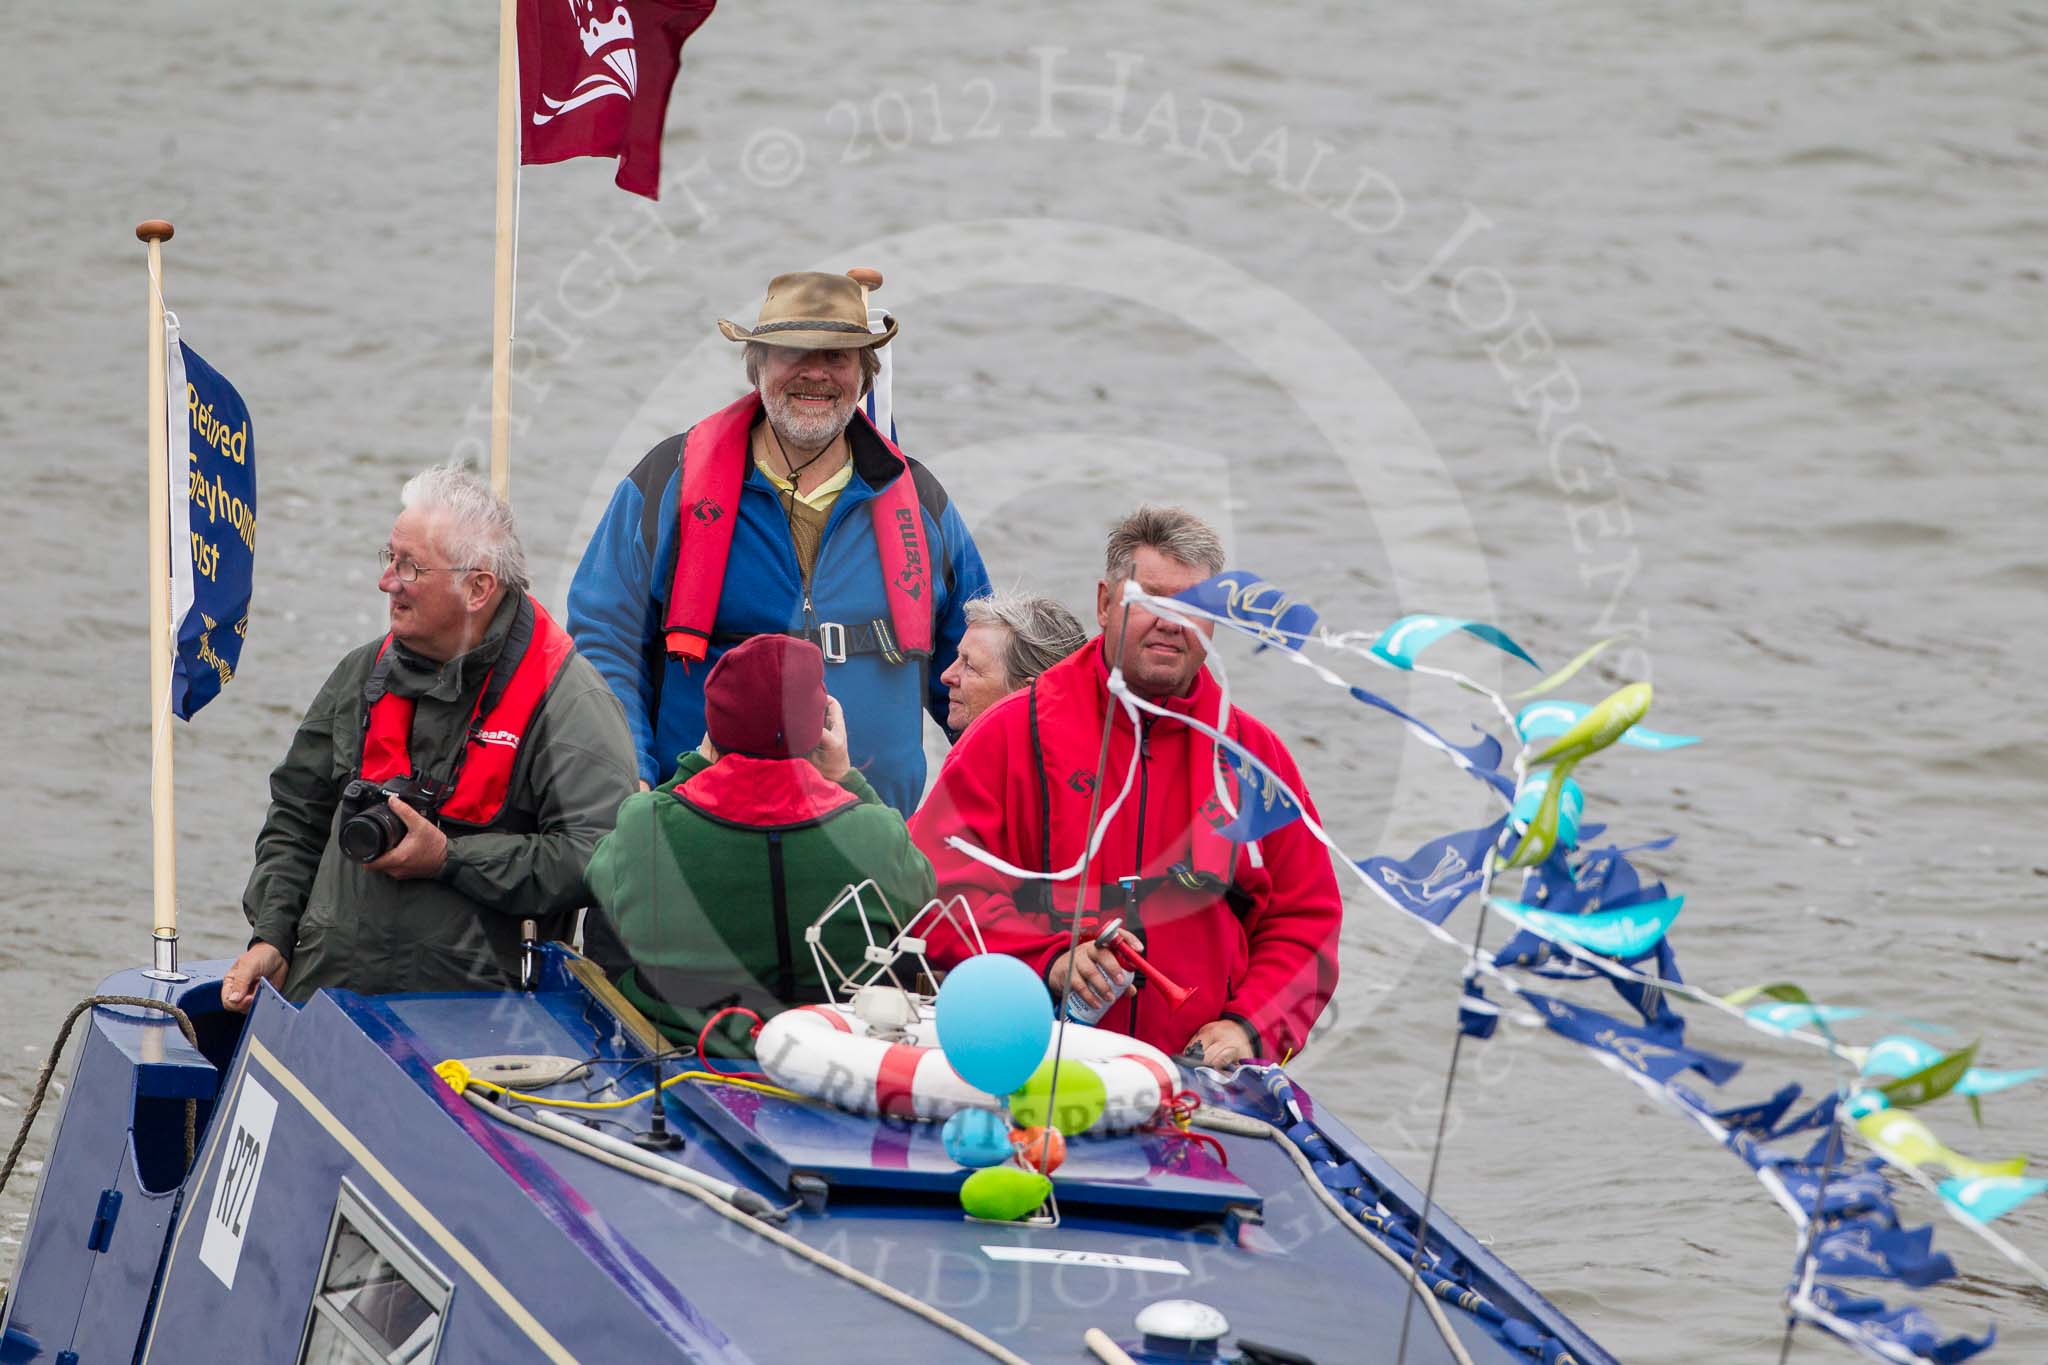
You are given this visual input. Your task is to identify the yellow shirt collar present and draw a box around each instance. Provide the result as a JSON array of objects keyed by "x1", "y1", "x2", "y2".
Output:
[{"x1": 756, "y1": 456, "x2": 853, "y2": 511}]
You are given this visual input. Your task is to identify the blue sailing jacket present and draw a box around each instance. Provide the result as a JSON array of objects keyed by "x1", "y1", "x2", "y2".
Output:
[{"x1": 568, "y1": 406, "x2": 989, "y2": 815}]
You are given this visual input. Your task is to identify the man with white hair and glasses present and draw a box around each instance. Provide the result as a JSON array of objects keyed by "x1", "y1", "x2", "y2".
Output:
[{"x1": 222, "y1": 465, "x2": 637, "y2": 1010}]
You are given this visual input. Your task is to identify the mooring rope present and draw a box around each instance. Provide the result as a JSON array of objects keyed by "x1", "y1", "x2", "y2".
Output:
[
  {"x1": 1191, "y1": 1106, "x2": 1478, "y2": 1365},
  {"x1": 0, "y1": 994, "x2": 202, "y2": 1202}
]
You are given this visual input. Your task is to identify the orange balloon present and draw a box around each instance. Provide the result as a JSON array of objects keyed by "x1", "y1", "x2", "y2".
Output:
[{"x1": 1010, "y1": 1126, "x2": 1066, "y2": 1174}]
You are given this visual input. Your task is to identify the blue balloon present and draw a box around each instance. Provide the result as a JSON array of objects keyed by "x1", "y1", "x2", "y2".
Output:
[
  {"x1": 935, "y1": 954, "x2": 1053, "y2": 1096},
  {"x1": 1512, "y1": 772, "x2": 1584, "y2": 848},
  {"x1": 942, "y1": 1107, "x2": 1015, "y2": 1169}
]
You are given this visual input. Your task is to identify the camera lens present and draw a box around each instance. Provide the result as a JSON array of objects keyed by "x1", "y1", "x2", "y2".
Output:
[{"x1": 338, "y1": 806, "x2": 404, "y2": 863}]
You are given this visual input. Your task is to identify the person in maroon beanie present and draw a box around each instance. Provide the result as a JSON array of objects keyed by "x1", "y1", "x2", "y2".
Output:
[{"x1": 582, "y1": 636, "x2": 935, "y2": 1053}]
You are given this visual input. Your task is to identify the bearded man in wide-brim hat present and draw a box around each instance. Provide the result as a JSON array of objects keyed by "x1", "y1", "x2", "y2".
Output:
[{"x1": 569, "y1": 271, "x2": 990, "y2": 815}]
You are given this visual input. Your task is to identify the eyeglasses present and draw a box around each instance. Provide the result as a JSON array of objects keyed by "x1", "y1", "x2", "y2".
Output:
[{"x1": 378, "y1": 547, "x2": 471, "y2": 583}]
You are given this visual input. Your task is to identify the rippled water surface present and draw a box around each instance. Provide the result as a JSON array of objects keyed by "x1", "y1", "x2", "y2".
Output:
[{"x1": 3, "y1": 3, "x2": 2044, "y2": 1358}]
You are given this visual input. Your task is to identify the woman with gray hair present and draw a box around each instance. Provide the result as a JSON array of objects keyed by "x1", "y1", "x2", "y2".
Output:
[{"x1": 939, "y1": 591, "x2": 1087, "y2": 732}]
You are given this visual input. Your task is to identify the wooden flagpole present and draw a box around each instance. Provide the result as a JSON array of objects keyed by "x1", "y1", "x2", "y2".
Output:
[
  {"x1": 847, "y1": 266, "x2": 882, "y2": 311},
  {"x1": 137, "y1": 218, "x2": 185, "y2": 981},
  {"x1": 489, "y1": 0, "x2": 519, "y2": 498}
]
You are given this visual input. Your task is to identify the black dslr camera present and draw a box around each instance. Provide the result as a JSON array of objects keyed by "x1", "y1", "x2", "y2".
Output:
[{"x1": 337, "y1": 776, "x2": 452, "y2": 863}]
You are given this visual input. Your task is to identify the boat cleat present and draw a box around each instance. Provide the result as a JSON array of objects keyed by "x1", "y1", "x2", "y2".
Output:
[{"x1": 1129, "y1": 1298, "x2": 1230, "y2": 1360}]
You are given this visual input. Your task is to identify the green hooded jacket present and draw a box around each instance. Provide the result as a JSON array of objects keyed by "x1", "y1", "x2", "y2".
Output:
[
  {"x1": 583, "y1": 749, "x2": 937, "y2": 1055},
  {"x1": 242, "y1": 594, "x2": 638, "y2": 999}
]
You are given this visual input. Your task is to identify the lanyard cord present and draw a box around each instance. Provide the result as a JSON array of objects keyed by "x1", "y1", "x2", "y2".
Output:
[{"x1": 765, "y1": 422, "x2": 841, "y2": 493}]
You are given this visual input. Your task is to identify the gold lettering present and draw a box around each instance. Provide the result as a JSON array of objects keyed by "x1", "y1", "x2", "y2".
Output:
[{"x1": 189, "y1": 532, "x2": 220, "y2": 582}]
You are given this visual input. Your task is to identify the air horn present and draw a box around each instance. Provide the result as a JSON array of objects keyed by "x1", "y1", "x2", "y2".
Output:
[{"x1": 1092, "y1": 917, "x2": 1197, "y2": 1015}]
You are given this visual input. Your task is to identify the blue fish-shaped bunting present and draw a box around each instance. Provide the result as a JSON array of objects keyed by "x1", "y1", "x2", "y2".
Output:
[
  {"x1": 1798, "y1": 1283, "x2": 1993, "y2": 1364},
  {"x1": 1212, "y1": 746, "x2": 1305, "y2": 843},
  {"x1": 1171, "y1": 570, "x2": 1320, "y2": 650},
  {"x1": 1357, "y1": 819, "x2": 1506, "y2": 925},
  {"x1": 1519, "y1": 989, "x2": 1740, "y2": 1086},
  {"x1": 1812, "y1": 1215, "x2": 1956, "y2": 1289}
]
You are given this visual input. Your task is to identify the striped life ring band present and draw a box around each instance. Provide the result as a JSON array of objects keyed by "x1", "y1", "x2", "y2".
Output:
[{"x1": 754, "y1": 1002, "x2": 1181, "y2": 1135}]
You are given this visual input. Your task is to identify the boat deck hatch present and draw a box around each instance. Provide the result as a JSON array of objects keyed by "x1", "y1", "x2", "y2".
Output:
[{"x1": 672, "y1": 1081, "x2": 1261, "y2": 1216}]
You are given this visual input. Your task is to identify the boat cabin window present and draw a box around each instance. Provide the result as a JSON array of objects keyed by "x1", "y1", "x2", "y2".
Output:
[{"x1": 299, "y1": 1181, "x2": 451, "y2": 1364}]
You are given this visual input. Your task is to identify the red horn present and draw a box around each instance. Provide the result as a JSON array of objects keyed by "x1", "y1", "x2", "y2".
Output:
[{"x1": 1106, "y1": 938, "x2": 1196, "y2": 1015}]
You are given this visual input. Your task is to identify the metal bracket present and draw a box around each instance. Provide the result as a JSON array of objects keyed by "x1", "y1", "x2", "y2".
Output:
[
  {"x1": 86, "y1": 1188, "x2": 122, "y2": 1253},
  {"x1": 141, "y1": 928, "x2": 188, "y2": 984},
  {"x1": 816, "y1": 621, "x2": 848, "y2": 664},
  {"x1": 790, "y1": 1172, "x2": 830, "y2": 1214},
  {"x1": 518, "y1": 920, "x2": 540, "y2": 992}
]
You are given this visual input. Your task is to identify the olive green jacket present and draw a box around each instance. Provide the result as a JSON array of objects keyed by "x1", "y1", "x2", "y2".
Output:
[
  {"x1": 583, "y1": 750, "x2": 936, "y2": 1055},
  {"x1": 242, "y1": 594, "x2": 638, "y2": 999}
]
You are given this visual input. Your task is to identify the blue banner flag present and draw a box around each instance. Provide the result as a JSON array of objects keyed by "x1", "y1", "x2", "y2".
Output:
[
  {"x1": 1813, "y1": 1215, "x2": 1957, "y2": 1289},
  {"x1": 1707, "y1": 1083, "x2": 1805, "y2": 1138},
  {"x1": 1520, "y1": 989, "x2": 1742, "y2": 1086},
  {"x1": 1346, "y1": 684, "x2": 1515, "y2": 798},
  {"x1": 1567, "y1": 835, "x2": 1676, "y2": 912},
  {"x1": 1457, "y1": 980, "x2": 1500, "y2": 1039},
  {"x1": 1148, "y1": 571, "x2": 1518, "y2": 799},
  {"x1": 1773, "y1": 1161, "x2": 1896, "y2": 1220},
  {"x1": 165, "y1": 322, "x2": 255, "y2": 719},
  {"x1": 1356, "y1": 818, "x2": 1506, "y2": 925},
  {"x1": 1213, "y1": 745, "x2": 1304, "y2": 842},
  {"x1": 1172, "y1": 569, "x2": 1320, "y2": 650},
  {"x1": 1799, "y1": 1283, "x2": 1993, "y2": 1364}
]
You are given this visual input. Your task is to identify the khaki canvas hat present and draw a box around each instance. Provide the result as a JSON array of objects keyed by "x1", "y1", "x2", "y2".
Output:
[{"x1": 717, "y1": 272, "x2": 897, "y2": 350}]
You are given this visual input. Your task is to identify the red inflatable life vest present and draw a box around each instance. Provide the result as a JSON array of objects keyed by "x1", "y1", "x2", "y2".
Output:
[
  {"x1": 360, "y1": 595, "x2": 576, "y2": 827},
  {"x1": 661, "y1": 392, "x2": 933, "y2": 664}
]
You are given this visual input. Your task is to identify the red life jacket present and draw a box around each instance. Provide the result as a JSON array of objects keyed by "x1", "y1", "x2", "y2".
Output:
[
  {"x1": 360, "y1": 595, "x2": 576, "y2": 827},
  {"x1": 661, "y1": 392, "x2": 933, "y2": 664},
  {"x1": 1022, "y1": 643, "x2": 1244, "y2": 927}
]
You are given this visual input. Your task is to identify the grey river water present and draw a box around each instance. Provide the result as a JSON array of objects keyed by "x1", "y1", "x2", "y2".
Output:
[{"x1": 3, "y1": 2, "x2": 2044, "y2": 1359}]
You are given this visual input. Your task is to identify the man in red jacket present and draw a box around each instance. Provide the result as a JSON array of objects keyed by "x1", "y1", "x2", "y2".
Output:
[{"x1": 909, "y1": 507, "x2": 1342, "y2": 1068}]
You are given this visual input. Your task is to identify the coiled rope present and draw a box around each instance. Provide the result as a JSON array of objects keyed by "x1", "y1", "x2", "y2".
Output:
[{"x1": 0, "y1": 995, "x2": 201, "y2": 1202}]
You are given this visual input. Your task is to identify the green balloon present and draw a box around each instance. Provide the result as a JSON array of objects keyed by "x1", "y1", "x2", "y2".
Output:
[
  {"x1": 960, "y1": 1166, "x2": 1052, "y2": 1222},
  {"x1": 1009, "y1": 1059, "x2": 1107, "y2": 1133}
]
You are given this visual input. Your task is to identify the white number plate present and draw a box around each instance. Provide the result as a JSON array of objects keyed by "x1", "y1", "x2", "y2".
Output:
[
  {"x1": 981, "y1": 1245, "x2": 1189, "y2": 1275},
  {"x1": 199, "y1": 1077, "x2": 278, "y2": 1289}
]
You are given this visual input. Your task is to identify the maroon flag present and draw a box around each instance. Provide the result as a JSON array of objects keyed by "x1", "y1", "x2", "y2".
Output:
[{"x1": 517, "y1": 0, "x2": 716, "y2": 200}]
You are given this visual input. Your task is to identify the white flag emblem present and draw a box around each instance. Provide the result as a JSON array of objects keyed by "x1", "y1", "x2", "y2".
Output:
[{"x1": 534, "y1": 0, "x2": 638, "y2": 126}]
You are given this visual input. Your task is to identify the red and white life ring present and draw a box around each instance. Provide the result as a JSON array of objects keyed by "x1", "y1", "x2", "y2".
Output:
[{"x1": 754, "y1": 1002, "x2": 1181, "y2": 1134}]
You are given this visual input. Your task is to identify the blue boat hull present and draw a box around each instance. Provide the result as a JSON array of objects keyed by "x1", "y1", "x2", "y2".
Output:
[{"x1": 1, "y1": 955, "x2": 1614, "y2": 1364}]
